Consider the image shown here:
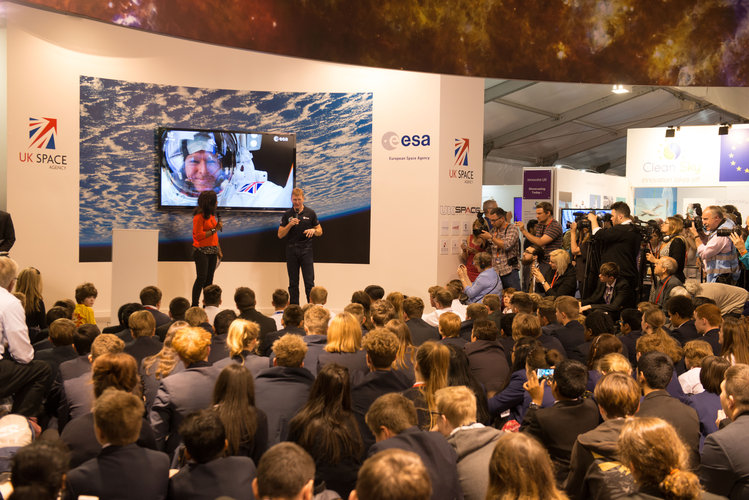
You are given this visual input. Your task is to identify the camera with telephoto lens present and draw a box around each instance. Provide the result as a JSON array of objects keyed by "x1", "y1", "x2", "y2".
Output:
[
  {"x1": 716, "y1": 227, "x2": 742, "y2": 237},
  {"x1": 684, "y1": 218, "x2": 703, "y2": 231},
  {"x1": 566, "y1": 211, "x2": 593, "y2": 230}
]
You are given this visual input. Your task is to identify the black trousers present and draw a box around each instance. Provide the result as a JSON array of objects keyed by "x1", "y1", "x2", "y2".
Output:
[
  {"x1": 0, "y1": 358, "x2": 51, "y2": 417},
  {"x1": 192, "y1": 249, "x2": 218, "y2": 306},
  {"x1": 286, "y1": 243, "x2": 315, "y2": 305}
]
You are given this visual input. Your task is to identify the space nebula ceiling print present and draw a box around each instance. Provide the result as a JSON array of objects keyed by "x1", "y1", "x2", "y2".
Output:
[{"x1": 20, "y1": 0, "x2": 749, "y2": 86}]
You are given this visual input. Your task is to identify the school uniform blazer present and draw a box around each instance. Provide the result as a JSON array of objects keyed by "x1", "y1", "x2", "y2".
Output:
[{"x1": 168, "y1": 456, "x2": 256, "y2": 500}]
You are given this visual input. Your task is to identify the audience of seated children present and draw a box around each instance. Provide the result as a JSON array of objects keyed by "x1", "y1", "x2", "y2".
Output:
[
  {"x1": 140, "y1": 285, "x2": 171, "y2": 327},
  {"x1": 223, "y1": 317, "x2": 269, "y2": 376},
  {"x1": 123, "y1": 310, "x2": 162, "y2": 366},
  {"x1": 317, "y1": 312, "x2": 368, "y2": 376},
  {"x1": 679, "y1": 340, "x2": 714, "y2": 395},
  {"x1": 351, "y1": 448, "x2": 432, "y2": 500}
]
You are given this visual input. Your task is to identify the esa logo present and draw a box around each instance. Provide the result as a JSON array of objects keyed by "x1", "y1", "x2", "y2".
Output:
[
  {"x1": 273, "y1": 136, "x2": 289, "y2": 142},
  {"x1": 381, "y1": 131, "x2": 432, "y2": 151}
]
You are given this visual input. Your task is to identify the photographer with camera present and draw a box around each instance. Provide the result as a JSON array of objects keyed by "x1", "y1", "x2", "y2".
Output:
[
  {"x1": 482, "y1": 207, "x2": 522, "y2": 291},
  {"x1": 586, "y1": 202, "x2": 641, "y2": 308},
  {"x1": 515, "y1": 202, "x2": 563, "y2": 265},
  {"x1": 646, "y1": 217, "x2": 687, "y2": 282},
  {"x1": 689, "y1": 205, "x2": 740, "y2": 284}
]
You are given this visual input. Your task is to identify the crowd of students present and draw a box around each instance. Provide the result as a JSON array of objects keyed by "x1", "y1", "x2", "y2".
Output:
[{"x1": 3, "y1": 255, "x2": 749, "y2": 500}]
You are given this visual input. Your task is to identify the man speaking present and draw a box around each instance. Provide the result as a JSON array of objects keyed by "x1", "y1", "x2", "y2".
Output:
[{"x1": 278, "y1": 188, "x2": 322, "y2": 304}]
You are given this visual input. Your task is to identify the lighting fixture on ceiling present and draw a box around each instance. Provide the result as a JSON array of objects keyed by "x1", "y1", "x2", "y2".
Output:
[
  {"x1": 665, "y1": 126, "x2": 676, "y2": 138},
  {"x1": 718, "y1": 124, "x2": 731, "y2": 136},
  {"x1": 611, "y1": 84, "x2": 630, "y2": 94}
]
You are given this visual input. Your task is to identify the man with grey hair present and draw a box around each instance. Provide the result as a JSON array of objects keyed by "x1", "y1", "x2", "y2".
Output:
[
  {"x1": 651, "y1": 256, "x2": 683, "y2": 307},
  {"x1": 689, "y1": 205, "x2": 740, "y2": 284},
  {"x1": 683, "y1": 280, "x2": 749, "y2": 316},
  {"x1": 0, "y1": 257, "x2": 51, "y2": 417}
]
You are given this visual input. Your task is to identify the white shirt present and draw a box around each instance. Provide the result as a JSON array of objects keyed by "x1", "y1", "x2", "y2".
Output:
[
  {"x1": 203, "y1": 305, "x2": 220, "y2": 325},
  {"x1": 678, "y1": 367, "x2": 704, "y2": 395},
  {"x1": 451, "y1": 299, "x2": 467, "y2": 321},
  {"x1": 0, "y1": 287, "x2": 34, "y2": 363},
  {"x1": 422, "y1": 307, "x2": 455, "y2": 327},
  {"x1": 272, "y1": 310, "x2": 284, "y2": 331}
]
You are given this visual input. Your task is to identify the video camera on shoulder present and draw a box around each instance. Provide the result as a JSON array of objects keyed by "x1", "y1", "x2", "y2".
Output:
[
  {"x1": 565, "y1": 211, "x2": 604, "y2": 230},
  {"x1": 716, "y1": 227, "x2": 742, "y2": 237}
]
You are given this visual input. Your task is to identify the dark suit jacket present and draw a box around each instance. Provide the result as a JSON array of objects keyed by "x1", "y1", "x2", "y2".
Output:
[
  {"x1": 117, "y1": 328, "x2": 135, "y2": 343},
  {"x1": 239, "y1": 308, "x2": 277, "y2": 338},
  {"x1": 168, "y1": 456, "x2": 256, "y2": 500},
  {"x1": 259, "y1": 325, "x2": 304, "y2": 357},
  {"x1": 521, "y1": 397, "x2": 600, "y2": 485},
  {"x1": 352, "y1": 369, "x2": 413, "y2": 451},
  {"x1": 124, "y1": 336, "x2": 163, "y2": 366},
  {"x1": 59, "y1": 371, "x2": 93, "y2": 430},
  {"x1": 254, "y1": 366, "x2": 315, "y2": 445},
  {"x1": 317, "y1": 350, "x2": 368, "y2": 376},
  {"x1": 150, "y1": 361, "x2": 220, "y2": 453},
  {"x1": 64, "y1": 443, "x2": 170, "y2": 500},
  {"x1": 34, "y1": 345, "x2": 78, "y2": 379},
  {"x1": 619, "y1": 330, "x2": 643, "y2": 367},
  {"x1": 552, "y1": 320, "x2": 586, "y2": 356},
  {"x1": 592, "y1": 224, "x2": 642, "y2": 287},
  {"x1": 636, "y1": 390, "x2": 700, "y2": 469},
  {"x1": 207, "y1": 333, "x2": 230, "y2": 364},
  {"x1": 465, "y1": 340, "x2": 510, "y2": 395},
  {"x1": 302, "y1": 334, "x2": 327, "y2": 377},
  {"x1": 406, "y1": 318, "x2": 440, "y2": 346},
  {"x1": 700, "y1": 412, "x2": 749, "y2": 499},
  {"x1": 369, "y1": 427, "x2": 463, "y2": 500},
  {"x1": 653, "y1": 275, "x2": 684, "y2": 307},
  {"x1": 671, "y1": 320, "x2": 699, "y2": 346},
  {"x1": 60, "y1": 413, "x2": 158, "y2": 468},
  {"x1": 145, "y1": 306, "x2": 172, "y2": 327},
  {"x1": 0, "y1": 210, "x2": 15, "y2": 253},
  {"x1": 582, "y1": 279, "x2": 634, "y2": 317},
  {"x1": 539, "y1": 332, "x2": 567, "y2": 358},
  {"x1": 546, "y1": 266, "x2": 578, "y2": 298},
  {"x1": 155, "y1": 319, "x2": 178, "y2": 342},
  {"x1": 702, "y1": 329, "x2": 722, "y2": 357},
  {"x1": 441, "y1": 336, "x2": 468, "y2": 350}
]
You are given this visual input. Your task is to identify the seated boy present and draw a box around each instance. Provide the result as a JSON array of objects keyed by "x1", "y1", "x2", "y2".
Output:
[{"x1": 73, "y1": 282, "x2": 98, "y2": 327}]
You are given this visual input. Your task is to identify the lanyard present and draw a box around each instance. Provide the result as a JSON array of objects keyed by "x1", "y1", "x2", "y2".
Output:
[
  {"x1": 656, "y1": 276, "x2": 672, "y2": 304},
  {"x1": 550, "y1": 272, "x2": 559, "y2": 288}
]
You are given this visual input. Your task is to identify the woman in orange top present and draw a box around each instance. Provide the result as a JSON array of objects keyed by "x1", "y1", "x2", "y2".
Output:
[{"x1": 192, "y1": 191, "x2": 222, "y2": 306}]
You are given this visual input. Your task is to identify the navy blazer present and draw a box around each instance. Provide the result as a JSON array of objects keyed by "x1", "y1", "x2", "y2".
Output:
[
  {"x1": 254, "y1": 366, "x2": 315, "y2": 445},
  {"x1": 168, "y1": 456, "x2": 256, "y2": 500},
  {"x1": 64, "y1": 443, "x2": 170, "y2": 500},
  {"x1": 124, "y1": 336, "x2": 163, "y2": 366},
  {"x1": 352, "y1": 369, "x2": 412, "y2": 451},
  {"x1": 671, "y1": 320, "x2": 699, "y2": 346},
  {"x1": 552, "y1": 320, "x2": 586, "y2": 356},
  {"x1": 582, "y1": 279, "x2": 634, "y2": 317},
  {"x1": 636, "y1": 390, "x2": 700, "y2": 469},
  {"x1": 406, "y1": 318, "x2": 440, "y2": 346},
  {"x1": 700, "y1": 413, "x2": 749, "y2": 499},
  {"x1": 150, "y1": 361, "x2": 219, "y2": 453},
  {"x1": 369, "y1": 427, "x2": 463, "y2": 500}
]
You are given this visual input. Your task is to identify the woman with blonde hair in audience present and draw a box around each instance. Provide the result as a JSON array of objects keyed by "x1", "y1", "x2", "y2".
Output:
[
  {"x1": 597, "y1": 352, "x2": 632, "y2": 376},
  {"x1": 402, "y1": 341, "x2": 450, "y2": 430},
  {"x1": 141, "y1": 321, "x2": 187, "y2": 411},
  {"x1": 617, "y1": 417, "x2": 721, "y2": 500},
  {"x1": 720, "y1": 316, "x2": 749, "y2": 365},
  {"x1": 225, "y1": 318, "x2": 268, "y2": 376},
  {"x1": 486, "y1": 432, "x2": 568, "y2": 500},
  {"x1": 536, "y1": 249, "x2": 577, "y2": 298},
  {"x1": 317, "y1": 312, "x2": 367, "y2": 375},
  {"x1": 213, "y1": 363, "x2": 268, "y2": 465},
  {"x1": 385, "y1": 318, "x2": 416, "y2": 384},
  {"x1": 15, "y1": 267, "x2": 46, "y2": 333}
]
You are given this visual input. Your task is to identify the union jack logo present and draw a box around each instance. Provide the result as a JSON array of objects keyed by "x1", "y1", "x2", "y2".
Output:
[
  {"x1": 240, "y1": 182, "x2": 264, "y2": 194},
  {"x1": 454, "y1": 138, "x2": 469, "y2": 166},
  {"x1": 29, "y1": 117, "x2": 58, "y2": 149}
]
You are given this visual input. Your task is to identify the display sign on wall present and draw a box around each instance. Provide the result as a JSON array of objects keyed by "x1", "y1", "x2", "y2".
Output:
[{"x1": 521, "y1": 168, "x2": 554, "y2": 222}]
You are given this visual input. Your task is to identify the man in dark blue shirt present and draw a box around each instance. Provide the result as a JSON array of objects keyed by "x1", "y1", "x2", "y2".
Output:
[{"x1": 278, "y1": 188, "x2": 322, "y2": 304}]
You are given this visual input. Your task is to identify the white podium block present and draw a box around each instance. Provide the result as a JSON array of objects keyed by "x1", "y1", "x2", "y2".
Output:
[{"x1": 111, "y1": 229, "x2": 159, "y2": 323}]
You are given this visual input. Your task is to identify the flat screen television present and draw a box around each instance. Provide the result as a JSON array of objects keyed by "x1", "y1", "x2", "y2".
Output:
[
  {"x1": 559, "y1": 208, "x2": 611, "y2": 230},
  {"x1": 158, "y1": 127, "x2": 296, "y2": 211}
]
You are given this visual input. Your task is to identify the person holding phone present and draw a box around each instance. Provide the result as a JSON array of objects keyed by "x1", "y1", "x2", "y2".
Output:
[{"x1": 192, "y1": 191, "x2": 222, "y2": 307}]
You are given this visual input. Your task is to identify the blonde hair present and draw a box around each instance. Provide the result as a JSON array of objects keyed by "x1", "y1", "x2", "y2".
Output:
[
  {"x1": 438, "y1": 312, "x2": 461, "y2": 338},
  {"x1": 304, "y1": 305, "x2": 330, "y2": 335},
  {"x1": 325, "y1": 312, "x2": 362, "y2": 353},
  {"x1": 172, "y1": 327, "x2": 212, "y2": 364},
  {"x1": 15, "y1": 267, "x2": 43, "y2": 314},
  {"x1": 273, "y1": 334, "x2": 308, "y2": 367},
  {"x1": 143, "y1": 321, "x2": 187, "y2": 380},
  {"x1": 435, "y1": 385, "x2": 475, "y2": 428},
  {"x1": 597, "y1": 353, "x2": 632, "y2": 375},
  {"x1": 0, "y1": 257, "x2": 18, "y2": 289},
  {"x1": 226, "y1": 318, "x2": 260, "y2": 358},
  {"x1": 549, "y1": 249, "x2": 570, "y2": 275},
  {"x1": 128, "y1": 310, "x2": 156, "y2": 338},
  {"x1": 386, "y1": 319, "x2": 415, "y2": 371}
]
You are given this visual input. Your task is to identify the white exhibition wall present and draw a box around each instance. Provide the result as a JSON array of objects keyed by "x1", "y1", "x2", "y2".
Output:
[
  {"x1": 555, "y1": 168, "x2": 629, "y2": 210},
  {"x1": 4, "y1": 4, "x2": 483, "y2": 320}
]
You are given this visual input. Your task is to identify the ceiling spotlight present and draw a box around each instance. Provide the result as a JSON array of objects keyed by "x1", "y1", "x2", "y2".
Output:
[
  {"x1": 611, "y1": 84, "x2": 630, "y2": 94},
  {"x1": 665, "y1": 126, "x2": 676, "y2": 138},
  {"x1": 718, "y1": 124, "x2": 730, "y2": 136}
]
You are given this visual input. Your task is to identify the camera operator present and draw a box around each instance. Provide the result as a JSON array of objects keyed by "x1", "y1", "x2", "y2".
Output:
[
  {"x1": 646, "y1": 217, "x2": 687, "y2": 282},
  {"x1": 586, "y1": 202, "x2": 641, "y2": 307},
  {"x1": 515, "y1": 202, "x2": 563, "y2": 265},
  {"x1": 482, "y1": 207, "x2": 522, "y2": 291},
  {"x1": 689, "y1": 205, "x2": 740, "y2": 284}
]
